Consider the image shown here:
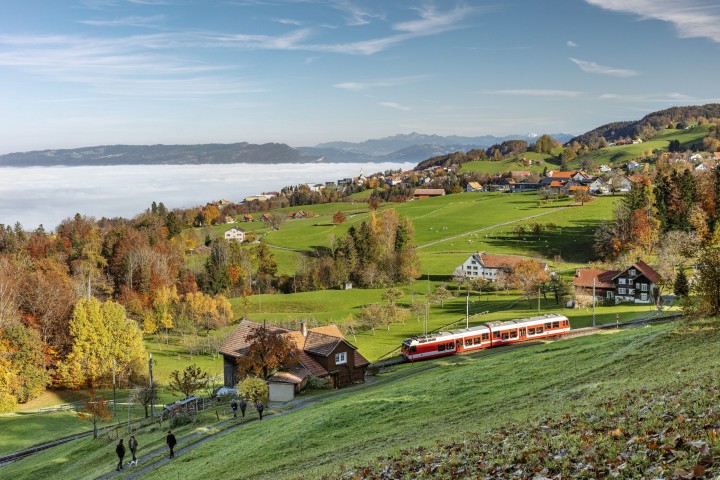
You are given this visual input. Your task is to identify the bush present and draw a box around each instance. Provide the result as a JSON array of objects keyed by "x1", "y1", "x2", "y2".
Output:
[
  {"x1": 170, "y1": 412, "x2": 193, "y2": 428},
  {"x1": 237, "y1": 376, "x2": 269, "y2": 405},
  {"x1": 306, "y1": 375, "x2": 331, "y2": 391}
]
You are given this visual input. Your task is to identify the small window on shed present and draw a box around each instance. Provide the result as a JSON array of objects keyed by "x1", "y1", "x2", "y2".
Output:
[
  {"x1": 482, "y1": 333, "x2": 489, "y2": 340},
  {"x1": 552, "y1": 321, "x2": 559, "y2": 328},
  {"x1": 437, "y1": 343, "x2": 446, "y2": 352},
  {"x1": 528, "y1": 328, "x2": 536, "y2": 335},
  {"x1": 465, "y1": 338, "x2": 472, "y2": 346},
  {"x1": 493, "y1": 331, "x2": 500, "y2": 339},
  {"x1": 474, "y1": 337, "x2": 482, "y2": 345},
  {"x1": 335, "y1": 351, "x2": 347, "y2": 365}
]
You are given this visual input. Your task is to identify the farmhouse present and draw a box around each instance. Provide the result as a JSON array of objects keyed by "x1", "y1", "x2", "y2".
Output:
[
  {"x1": 572, "y1": 260, "x2": 660, "y2": 305},
  {"x1": 454, "y1": 252, "x2": 547, "y2": 282},
  {"x1": 413, "y1": 188, "x2": 445, "y2": 199},
  {"x1": 224, "y1": 226, "x2": 245, "y2": 243},
  {"x1": 466, "y1": 181, "x2": 483, "y2": 192},
  {"x1": 220, "y1": 320, "x2": 370, "y2": 401}
]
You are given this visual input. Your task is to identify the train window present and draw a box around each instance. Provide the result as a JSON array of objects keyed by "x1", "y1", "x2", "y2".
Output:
[
  {"x1": 447, "y1": 342, "x2": 454, "y2": 350},
  {"x1": 528, "y1": 328, "x2": 535, "y2": 335},
  {"x1": 438, "y1": 343, "x2": 445, "y2": 352},
  {"x1": 537, "y1": 327, "x2": 543, "y2": 334},
  {"x1": 482, "y1": 333, "x2": 489, "y2": 340},
  {"x1": 493, "y1": 331, "x2": 500, "y2": 339},
  {"x1": 465, "y1": 338, "x2": 472, "y2": 346},
  {"x1": 410, "y1": 346, "x2": 417, "y2": 353},
  {"x1": 545, "y1": 323, "x2": 551, "y2": 329},
  {"x1": 501, "y1": 333, "x2": 509, "y2": 340},
  {"x1": 552, "y1": 321, "x2": 559, "y2": 328},
  {"x1": 474, "y1": 337, "x2": 482, "y2": 345},
  {"x1": 509, "y1": 330, "x2": 517, "y2": 338}
]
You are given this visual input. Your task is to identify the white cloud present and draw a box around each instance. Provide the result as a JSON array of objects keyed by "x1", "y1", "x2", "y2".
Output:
[
  {"x1": 566, "y1": 40, "x2": 578, "y2": 47},
  {"x1": 569, "y1": 57, "x2": 639, "y2": 77},
  {"x1": 599, "y1": 92, "x2": 695, "y2": 101},
  {"x1": 489, "y1": 89, "x2": 583, "y2": 97},
  {"x1": 584, "y1": 0, "x2": 720, "y2": 43},
  {"x1": 334, "y1": 75, "x2": 426, "y2": 90},
  {"x1": 379, "y1": 102, "x2": 411, "y2": 111},
  {"x1": 78, "y1": 15, "x2": 165, "y2": 28}
]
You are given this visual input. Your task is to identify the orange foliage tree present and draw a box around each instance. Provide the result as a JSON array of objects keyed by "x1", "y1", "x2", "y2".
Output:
[{"x1": 235, "y1": 323, "x2": 299, "y2": 380}]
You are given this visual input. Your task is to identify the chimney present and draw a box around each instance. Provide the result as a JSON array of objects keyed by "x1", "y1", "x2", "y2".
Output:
[{"x1": 300, "y1": 321, "x2": 308, "y2": 337}]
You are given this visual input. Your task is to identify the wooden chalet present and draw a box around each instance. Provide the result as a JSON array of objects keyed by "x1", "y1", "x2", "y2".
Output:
[
  {"x1": 413, "y1": 188, "x2": 445, "y2": 199},
  {"x1": 573, "y1": 260, "x2": 661, "y2": 305},
  {"x1": 219, "y1": 320, "x2": 370, "y2": 401}
]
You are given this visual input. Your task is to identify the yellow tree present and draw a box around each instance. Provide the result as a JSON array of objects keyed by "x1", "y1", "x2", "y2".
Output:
[
  {"x1": 58, "y1": 298, "x2": 146, "y2": 388},
  {"x1": 509, "y1": 260, "x2": 551, "y2": 308},
  {"x1": 153, "y1": 285, "x2": 179, "y2": 344}
]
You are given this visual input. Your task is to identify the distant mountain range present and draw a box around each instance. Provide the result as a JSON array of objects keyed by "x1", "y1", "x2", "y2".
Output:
[{"x1": 0, "y1": 132, "x2": 573, "y2": 167}]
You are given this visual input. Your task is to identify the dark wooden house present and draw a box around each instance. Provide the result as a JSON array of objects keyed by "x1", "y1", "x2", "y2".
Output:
[
  {"x1": 219, "y1": 320, "x2": 370, "y2": 399},
  {"x1": 573, "y1": 260, "x2": 661, "y2": 305}
]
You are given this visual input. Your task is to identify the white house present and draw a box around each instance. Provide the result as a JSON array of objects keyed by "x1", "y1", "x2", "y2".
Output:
[
  {"x1": 224, "y1": 226, "x2": 246, "y2": 243},
  {"x1": 454, "y1": 252, "x2": 547, "y2": 282},
  {"x1": 690, "y1": 153, "x2": 703, "y2": 162},
  {"x1": 599, "y1": 164, "x2": 612, "y2": 173},
  {"x1": 588, "y1": 178, "x2": 608, "y2": 195},
  {"x1": 466, "y1": 181, "x2": 483, "y2": 192}
]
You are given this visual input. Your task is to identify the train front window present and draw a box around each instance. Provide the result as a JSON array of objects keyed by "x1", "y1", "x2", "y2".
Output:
[
  {"x1": 410, "y1": 346, "x2": 417, "y2": 353},
  {"x1": 438, "y1": 343, "x2": 445, "y2": 352}
]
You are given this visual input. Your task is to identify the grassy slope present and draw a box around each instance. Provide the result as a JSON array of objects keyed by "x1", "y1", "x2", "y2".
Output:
[{"x1": 10, "y1": 318, "x2": 719, "y2": 479}]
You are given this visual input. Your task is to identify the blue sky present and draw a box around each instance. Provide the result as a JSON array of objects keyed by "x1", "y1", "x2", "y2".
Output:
[{"x1": 0, "y1": 0, "x2": 719, "y2": 154}]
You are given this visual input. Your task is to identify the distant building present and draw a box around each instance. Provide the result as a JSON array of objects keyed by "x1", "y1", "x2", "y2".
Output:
[
  {"x1": 224, "y1": 226, "x2": 245, "y2": 243},
  {"x1": 454, "y1": 252, "x2": 547, "y2": 282},
  {"x1": 466, "y1": 181, "x2": 483, "y2": 192},
  {"x1": 413, "y1": 188, "x2": 445, "y2": 199},
  {"x1": 572, "y1": 260, "x2": 660, "y2": 304}
]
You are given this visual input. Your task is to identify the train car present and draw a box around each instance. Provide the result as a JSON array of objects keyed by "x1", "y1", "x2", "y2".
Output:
[{"x1": 401, "y1": 313, "x2": 570, "y2": 362}]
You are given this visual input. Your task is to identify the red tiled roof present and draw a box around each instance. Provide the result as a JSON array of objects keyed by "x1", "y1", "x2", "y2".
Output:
[
  {"x1": 310, "y1": 325, "x2": 344, "y2": 338},
  {"x1": 572, "y1": 269, "x2": 619, "y2": 289},
  {"x1": 354, "y1": 350, "x2": 370, "y2": 367},
  {"x1": 629, "y1": 260, "x2": 661, "y2": 284},
  {"x1": 303, "y1": 331, "x2": 343, "y2": 357},
  {"x1": 550, "y1": 171, "x2": 578, "y2": 179},
  {"x1": 219, "y1": 319, "x2": 289, "y2": 357},
  {"x1": 549, "y1": 180, "x2": 567, "y2": 187},
  {"x1": 413, "y1": 188, "x2": 445, "y2": 196},
  {"x1": 299, "y1": 351, "x2": 328, "y2": 377},
  {"x1": 568, "y1": 186, "x2": 589, "y2": 192},
  {"x1": 268, "y1": 365, "x2": 311, "y2": 385}
]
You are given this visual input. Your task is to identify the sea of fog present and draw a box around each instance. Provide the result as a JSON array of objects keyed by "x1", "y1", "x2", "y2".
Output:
[{"x1": 0, "y1": 162, "x2": 415, "y2": 230}]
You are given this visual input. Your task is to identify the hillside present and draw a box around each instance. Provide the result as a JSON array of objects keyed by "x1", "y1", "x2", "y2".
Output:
[
  {"x1": 7, "y1": 318, "x2": 719, "y2": 479},
  {"x1": 570, "y1": 103, "x2": 720, "y2": 144}
]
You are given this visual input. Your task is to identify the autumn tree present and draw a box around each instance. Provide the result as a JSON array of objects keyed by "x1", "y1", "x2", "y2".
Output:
[
  {"x1": 684, "y1": 248, "x2": 720, "y2": 317},
  {"x1": 168, "y1": 364, "x2": 209, "y2": 399},
  {"x1": 332, "y1": 211, "x2": 347, "y2": 224},
  {"x1": 510, "y1": 260, "x2": 550, "y2": 307},
  {"x1": 133, "y1": 383, "x2": 158, "y2": 418},
  {"x1": 58, "y1": 297, "x2": 147, "y2": 389},
  {"x1": 430, "y1": 285, "x2": 452, "y2": 307},
  {"x1": 572, "y1": 189, "x2": 592, "y2": 206},
  {"x1": 78, "y1": 390, "x2": 112, "y2": 439},
  {"x1": 534, "y1": 134, "x2": 557, "y2": 154},
  {"x1": 0, "y1": 323, "x2": 50, "y2": 412},
  {"x1": 267, "y1": 213, "x2": 286, "y2": 230},
  {"x1": 235, "y1": 323, "x2": 299, "y2": 379}
]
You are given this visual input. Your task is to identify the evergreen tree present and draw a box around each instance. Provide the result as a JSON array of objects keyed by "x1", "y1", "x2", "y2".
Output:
[{"x1": 674, "y1": 268, "x2": 689, "y2": 297}]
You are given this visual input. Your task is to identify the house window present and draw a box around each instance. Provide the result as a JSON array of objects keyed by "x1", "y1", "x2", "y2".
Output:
[
  {"x1": 618, "y1": 288, "x2": 626, "y2": 295},
  {"x1": 629, "y1": 289, "x2": 635, "y2": 295},
  {"x1": 628, "y1": 278, "x2": 634, "y2": 285},
  {"x1": 630, "y1": 269, "x2": 636, "y2": 276},
  {"x1": 471, "y1": 260, "x2": 476, "y2": 265},
  {"x1": 641, "y1": 293, "x2": 648, "y2": 301},
  {"x1": 641, "y1": 283, "x2": 648, "y2": 291},
  {"x1": 619, "y1": 278, "x2": 626, "y2": 285},
  {"x1": 606, "y1": 291, "x2": 613, "y2": 298},
  {"x1": 335, "y1": 352, "x2": 347, "y2": 365}
]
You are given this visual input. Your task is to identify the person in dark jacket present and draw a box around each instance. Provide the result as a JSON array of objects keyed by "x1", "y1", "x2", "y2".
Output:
[
  {"x1": 231, "y1": 399, "x2": 238, "y2": 418},
  {"x1": 166, "y1": 431, "x2": 177, "y2": 458},
  {"x1": 115, "y1": 439, "x2": 126, "y2": 471},
  {"x1": 256, "y1": 401, "x2": 264, "y2": 420},
  {"x1": 239, "y1": 398, "x2": 247, "y2": 418},
  {"x1": 128, "y1": 435, "x2": 138, "y2": 465}
]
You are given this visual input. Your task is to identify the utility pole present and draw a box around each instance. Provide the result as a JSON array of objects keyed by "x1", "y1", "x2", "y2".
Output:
[
  {"x1": 149, "y1": 353, "x2": 155, "y2": 418},
  {"x1": 112, "y1": 358, "x2": 117, "y2": 418},
  {"x1": 465, "y1": 292, "x2": 469, "y2": 329},
  {"x1": 538, "y1": 288, "x2": 541, "y2": 315},
  {"x1": 592, "y1": 277, "x2": 596, "y2": 327}
]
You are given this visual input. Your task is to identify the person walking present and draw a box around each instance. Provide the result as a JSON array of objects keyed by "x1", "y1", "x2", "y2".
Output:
[
  {"x1": 115, "y1": 439, "x2": 126, "y2": 471},
  {"x1": 256, "y1": 401, "x2": 264, "y2": 420},
  {"x1": 166, "y1": 430, "x2": 177, "y2": 459},
  {"x1": 231, "y1": 399, "x2": 238, "y2": 418},
  {"x1": 239, "y1": 398, "x2": 247, "y2": 418},
  {"x1": 128, "y1": 435, "x2": 138, "y2": 466}
]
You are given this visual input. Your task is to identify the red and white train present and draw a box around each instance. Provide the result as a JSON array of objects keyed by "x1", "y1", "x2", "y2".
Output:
[{"x1": 401, "y1": 313, "x2": 570, "y2": 361}]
